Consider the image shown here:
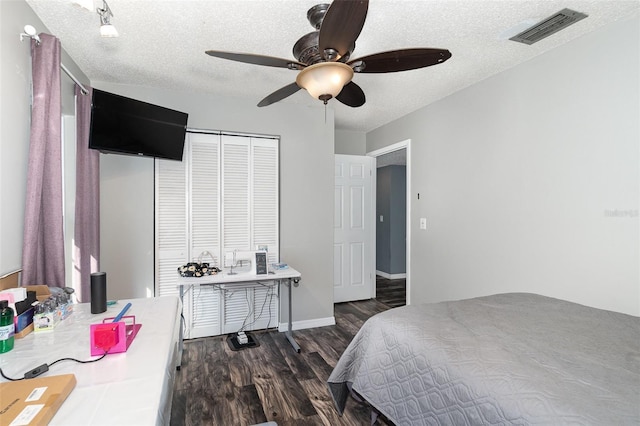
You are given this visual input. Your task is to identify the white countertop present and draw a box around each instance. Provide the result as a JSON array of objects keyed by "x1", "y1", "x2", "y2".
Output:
[
  {"x1": 177, "y1": 266, "x2": 301, "y2": 286},
  {"x1": 0, "y1": 296, "x2": 181, "y2": 426}
]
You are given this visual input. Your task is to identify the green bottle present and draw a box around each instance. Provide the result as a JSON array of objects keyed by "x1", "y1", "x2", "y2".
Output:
[{"x1": 0, "y1": 300, "x2": 15, "y2": 353}]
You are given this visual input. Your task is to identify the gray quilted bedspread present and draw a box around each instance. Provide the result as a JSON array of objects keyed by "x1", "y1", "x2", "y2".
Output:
[{"x1": 327, "y1": 293, "x2": 640, "y2": 425}]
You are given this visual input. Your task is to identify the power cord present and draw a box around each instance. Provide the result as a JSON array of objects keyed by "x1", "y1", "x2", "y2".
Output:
[
  {"x1": 237, "y1": 282, "x2": 276, "y2": 333},
  {"x1": 0, "y1": 351, "x2": 109, "y2": 381}
]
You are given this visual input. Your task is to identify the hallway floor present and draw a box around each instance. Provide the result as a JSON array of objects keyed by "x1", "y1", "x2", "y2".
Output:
[{"x1": 375, "y1": 275, "x2": 406, "y2": 308}]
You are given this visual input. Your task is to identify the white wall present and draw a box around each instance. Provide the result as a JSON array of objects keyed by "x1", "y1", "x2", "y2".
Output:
[
  {"x1": 335, "y1": 129, "x2": 366, "y2": 155},
  {"x1": 0, "y1": 0, "x2": 88, "y2": 278},
  {"x1": 94, "y1": 83, "x2": 336, "y2": 325},
  {"x1": 367, "y1": 15, "x2": 640, "y2": 315}
]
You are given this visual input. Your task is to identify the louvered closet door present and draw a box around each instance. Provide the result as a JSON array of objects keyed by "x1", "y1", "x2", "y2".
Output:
[
  {"x1": 221, "y1": 135, "x2": 251, "y2": 256},
  {"x1": 155, "y1": 157, "x2": 187, "y2": 298},
  {"x1": 220, "y1": 135, "x2": 279, "y2": 333},
  {"x1": 221, "y1": 281, "x2": 280, "y2": 334},
  {"x1": 190, "y1": 133, "x2": 220, "y2": 265},
  {"x1": 188, "y1": 133, "x2": 222, "y2": 338},
  {"x1": 221, "y1": 135, "x2": 279, "y2": 260},
  {"x1": 252, "y1": 139, "x2": 279, "y2": 265},
  {"x1": 156, "y1": 132, "x2": 279, "y2": 339}
]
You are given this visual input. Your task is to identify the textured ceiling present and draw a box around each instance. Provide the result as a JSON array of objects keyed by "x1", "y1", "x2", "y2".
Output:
[{"x1": 24, "y1": 0, "x2": 639, "y2": 132}]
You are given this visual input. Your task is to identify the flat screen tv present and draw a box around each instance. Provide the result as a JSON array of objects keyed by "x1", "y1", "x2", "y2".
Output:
[{"x1": 89, "y1": 89, "x2": 189, "y2": 161}]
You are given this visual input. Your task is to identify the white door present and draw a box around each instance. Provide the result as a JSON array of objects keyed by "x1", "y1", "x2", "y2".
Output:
[{"x1": 334, "y1": 154, "x2": 374, "y2": 303}]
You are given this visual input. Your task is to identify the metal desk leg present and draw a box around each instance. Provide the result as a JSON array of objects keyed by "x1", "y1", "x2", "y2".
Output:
[
  {"x1": 177, "y1": 285, "x2": 184, "y2": 368},
  {"x1": 285, "y1": 277, "x2": 301, "y2": 353}
]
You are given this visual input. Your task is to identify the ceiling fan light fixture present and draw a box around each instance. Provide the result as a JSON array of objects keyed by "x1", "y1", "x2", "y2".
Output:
[
  {"x1": 296, "y1": 62, "x2": 354, "y2": 104},
  {"x1": 205, "y1": 0, "x2": 449, "y2": 109}
]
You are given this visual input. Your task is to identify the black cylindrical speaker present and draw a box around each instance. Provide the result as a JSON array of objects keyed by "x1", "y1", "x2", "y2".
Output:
[{"x1": 90, "y1": 272, "x2": 107, "y2": 314}]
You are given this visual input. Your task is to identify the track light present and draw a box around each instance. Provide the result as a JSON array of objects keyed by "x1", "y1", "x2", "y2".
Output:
[{"x1": 97, "y1": 0, "x2": 118, "y2": 38}]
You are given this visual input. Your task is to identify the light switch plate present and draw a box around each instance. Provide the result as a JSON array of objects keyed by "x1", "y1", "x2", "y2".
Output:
[{"x1": 420, "y1": 218, "x2": 427, "y2": 229}]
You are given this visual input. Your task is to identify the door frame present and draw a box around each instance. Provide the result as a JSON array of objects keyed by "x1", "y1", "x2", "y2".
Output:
[{"x1": 366, "y1": 139, "x2": 411, "y2": 305}]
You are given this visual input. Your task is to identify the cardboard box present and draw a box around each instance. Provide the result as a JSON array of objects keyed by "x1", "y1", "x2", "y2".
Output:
[
  {"x1": 15, "y1": 307, "x2": 35, "y2": 339},
  {"x1": 15, "y1": 322, "x2": 34, "y2": 339},
  {"x1": 0, "y1": 374, "x2": 76, "y2": 426},
  {"x1": 0, "y1": 271, "x2": 51, "y2": 301},
  {"x1": 33, "y1": 311, "x2": 58, "y2": 333},
  {"x1": 0, "y1": 271, "x2": 19, "y2": 291},
  {"x1": 0, "y1": 271, "x2": 52, "y2": 338}
]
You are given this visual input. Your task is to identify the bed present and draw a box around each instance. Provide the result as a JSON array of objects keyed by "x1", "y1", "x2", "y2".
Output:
[{"x1": 327, "y1": 293, "x2": 640, "y2": 425}]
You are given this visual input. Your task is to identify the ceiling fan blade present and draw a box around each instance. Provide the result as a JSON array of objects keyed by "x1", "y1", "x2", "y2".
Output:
[
  {"x1": 349, "y1": 48, "x2": 452, "y2": 73},
  {"x1": 205, "y1": 50, "x2": 305, "y2": 70},
  {"x1": 319, "y1": 0, "x2": 368, "y2": 61},
  {"x1": 257, "y1": 82, "x2": 301, "y2": 107},
  {"x1": 336, "y1": 81, "x2": 366, "y2": 108}
]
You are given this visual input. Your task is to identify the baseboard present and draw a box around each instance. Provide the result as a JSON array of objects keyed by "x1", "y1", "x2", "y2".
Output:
[
  {"x1": 278, "y1": 316, "x2": 335, "y2": 332},
  {"x1": 376, "y1": 270, "x2": 407, "y2": 280}
]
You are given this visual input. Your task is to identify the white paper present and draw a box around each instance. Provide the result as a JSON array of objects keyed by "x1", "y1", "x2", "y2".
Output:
[
  {"x1": 25, "y1": 386, "x2": 47, "y2": 402},
  {"x1": 9, "y1": 404, "x2": 44, "y2": 426}
]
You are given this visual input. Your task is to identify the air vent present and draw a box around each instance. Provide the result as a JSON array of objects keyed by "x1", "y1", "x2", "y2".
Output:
[{"x1": 510, "y1": 8, "x2": 588, "y2": 45}]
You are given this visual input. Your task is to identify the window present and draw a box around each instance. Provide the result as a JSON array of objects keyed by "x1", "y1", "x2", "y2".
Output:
[{"x1": 155, "y1": 131, "x2": 279, "y2": 338}]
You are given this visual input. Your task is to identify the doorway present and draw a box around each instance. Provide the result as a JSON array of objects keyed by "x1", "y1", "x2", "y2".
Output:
[{"x1": 368, "y1": 140, "x2": 411, "y2": 306}]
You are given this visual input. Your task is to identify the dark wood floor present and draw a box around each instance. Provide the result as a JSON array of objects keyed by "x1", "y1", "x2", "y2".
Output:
[
  {"x1": 171, "y1": 279, "x2": 405, "y2": 426},
  {"x1": 375, "y1": 276, "x2": 406, "y2": 308}
]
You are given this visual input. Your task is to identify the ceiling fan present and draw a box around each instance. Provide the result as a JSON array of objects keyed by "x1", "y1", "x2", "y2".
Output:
[{"x1": 205, "y1": 0, "x2": 452, "y2": 108}]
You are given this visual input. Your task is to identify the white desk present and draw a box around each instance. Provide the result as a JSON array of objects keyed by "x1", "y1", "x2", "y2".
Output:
[
  {"x1": 177, "y1": 267, "x2": 302, "y2": 353},
  {"x1": 0, "y1": 296, "x2": 181, "y2": 426}
]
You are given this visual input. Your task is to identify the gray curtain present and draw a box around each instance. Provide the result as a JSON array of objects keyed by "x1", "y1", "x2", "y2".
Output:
[
  {"x1": 74, "y1": 85, "x2": 99, "y2": 302},
  {"x1": 21, "y1": 34, "x2": 65, "y2": 287}
]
